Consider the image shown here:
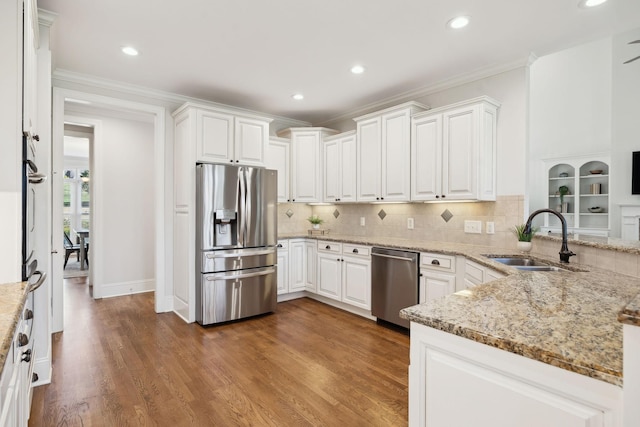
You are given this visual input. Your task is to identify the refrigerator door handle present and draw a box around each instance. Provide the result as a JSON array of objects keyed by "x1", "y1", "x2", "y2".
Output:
[
  {"x1": 205, "y1": 266, "x2": 276, "y2": 281},
  {"x1": 238, "y1": 168, "x2": 246, "y2": 247},
  {"x1": 205, "y1": 248, "x2": 275, "y2": 259}
]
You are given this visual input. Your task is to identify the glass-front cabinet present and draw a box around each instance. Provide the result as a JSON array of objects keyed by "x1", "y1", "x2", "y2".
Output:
[{"x1": 543, "y1": 158, "x2": 609, "y2": 236}]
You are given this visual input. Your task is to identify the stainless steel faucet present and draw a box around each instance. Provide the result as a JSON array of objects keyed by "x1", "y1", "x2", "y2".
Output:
[{"x1": 524, "y1": 209, "x2": 576, "y2": 263}]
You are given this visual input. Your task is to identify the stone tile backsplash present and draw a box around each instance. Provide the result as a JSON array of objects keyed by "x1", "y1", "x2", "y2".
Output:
[{"x1": 279, "y1": 195, "x2": 525, "y2": 249}]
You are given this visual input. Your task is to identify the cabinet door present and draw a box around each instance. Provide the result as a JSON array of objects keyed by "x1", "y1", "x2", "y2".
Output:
[
  {"x1": 411, "y1": 114, "x2": 442, "y2": 201},
  {"x1": 357, "y1": 117, "x2": 381, "y2": 201},
  {"x1": 266, "y1": 139, "x2": 290, "y2": 203},
  {"x1": 342, "y1": 256, "x2": 371, "y2": 310},
  {"x1": 442, "y1": 105, "x2": 477, "y2": 200},
  {"x1": 317, "y1": 253, "x2": 342, "y2": 301},
  {"x1": 292, "y1": 131, "x2": 321, "y2": 202},
  {"x1": 323, "y1": 139, "x2": 341, "y2": 202},
  {"x1": 340, "y1": 134, "x2": 358, "y2": 202},
  {"x1": 276, "y1": 246, "x2": 289, "y2": 295},
  {"x1": 197, "y1": 109, "x2": 234, "y2": 163},
  {"x1": 382, "y1": 110, "x2": 411, "y2": 201},
  {"x1": 304, "y1": 240, "x2": 317, "y2": 292},
  {"x1": 289, "y1": 241, "x2": 306, "y2": 292},
  {"x1": 234, "y1": 117, "x2": 268, "y2": 166},
  {"x1": 421, "y1": 270, "x2": 456, "y2": 303}
]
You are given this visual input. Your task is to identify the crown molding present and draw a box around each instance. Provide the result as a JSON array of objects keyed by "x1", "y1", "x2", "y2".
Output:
[
  {"x1": 52, "y1": 69, "x2": 311, "y2": 127},
  {"x1": 315, "y1": 55, "x2": 533, "y2": 127},
  {"x1": 38, "y1": 9, "x2": 57, "y2": 27}
]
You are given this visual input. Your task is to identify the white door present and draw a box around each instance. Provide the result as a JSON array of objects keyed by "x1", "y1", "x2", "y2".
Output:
[
  {"x1": 317, "y1": 253, "x2": 342, "y2": 301},
  {"x1": 381, "y1": 110, "x2": 411, "y2": 201},
  {"x1": 411, "y1": 114, "x2": 442, "y2": 201},
  {"x1": 323, "y1": 138, "x2": 340, "y2": 202},
  {"x1": 234, "y1": 116, "x2": 267, "y2": 166},
  {"x1": 356, "y1": 118, "x2": 381, "y2": 201},
  {"x1": 340, "y1": 134, "x2": 357, "y2": 202},
  {"x1": 342, "y1": 256, "x2": 370, "y2": 309},
  {"x1": 442, "y1": 105, "x2": 477, "y2": 200},
  {"x1": 289, "y1": 240, "x2": 306, "y2": 292},
  {"x1": 291, "y1": 131, "x2": 320, "y2": 202}
]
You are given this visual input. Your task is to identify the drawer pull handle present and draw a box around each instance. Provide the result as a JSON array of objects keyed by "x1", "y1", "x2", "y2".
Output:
[
  {"x1": 352, "y1": 248, "x2": 358, "y2": 254},
  {"x1": 325, "y1": 245, "x2": 331, "y2": 250},
  {"x1": 431, "y1": 259, "x2": 440, "y2": 266},
  {"x1": 277, "y1": 244, "x2": 283, "y2": 248}
]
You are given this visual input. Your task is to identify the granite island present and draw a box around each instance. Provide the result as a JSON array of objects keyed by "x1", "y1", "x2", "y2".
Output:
[{"x1": 400, "y1": 256, "x2": 640, "y2": 427}]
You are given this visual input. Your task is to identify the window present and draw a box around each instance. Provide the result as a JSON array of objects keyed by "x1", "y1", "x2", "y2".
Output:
[{"x1": 63, "y1": 168, "x2": 90, "y2": 237}]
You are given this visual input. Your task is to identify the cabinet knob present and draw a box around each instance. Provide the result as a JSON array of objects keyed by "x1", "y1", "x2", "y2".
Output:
[
  {"x1": 376, "y1": 197, "x2": 380, "y2": 200},
  {"x1": 24, "y1": 308, "x2": 33, "y2": 320},
  {"x1": 337, "y1": 258, "x2": 340, "y2": 261},
  {"x1": 436, "y1": 195, "x2": 440, "y2": 199},
  {"x1": 441, "y1": 195, "x2": 446, "y2": 198},
  {"x1": 277, "y1": 243, "x2": 283, "y2": 248},
  {"x1": 431, "y1": 259, "x2": 440, "y2": 266},
  {"x1": 18, "y1": 332, "x2": 29, "y2": 347},
  {"x1": 325, "y1": 245, "x2": 331, "y2": 249},
  {"x1": 229, "y1": 160, "x2": 233, "y2": 163},
  {"x1": 381, "y1": 197, "x2": 384, "y2": 200},
  {"x1": 352, "y1": 248, "x2": 358, "y2": 253},
  {"x1": 292, "y1": 199, "x2": 295, "y2": 202},
  {"x1": 33, "y1": 134, "x2": 40, "y2": 141},
  {"x1": 22, "y1": 349, "x2": 32, "y2": 363},
  {"x1": 235, "y1": 160, "x2": 239, "y2": 163},
  {"x1": 341, "y1": 259, "x2": 344, "y2": 262},
  {"x1": 32, "y1": 372, "x2": 39, "y2": 383}
]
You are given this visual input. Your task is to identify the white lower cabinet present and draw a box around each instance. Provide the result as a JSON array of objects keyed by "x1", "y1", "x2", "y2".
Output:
[
  {"x1": 317, "y1": 241, "x2": 371, "y2": 310},
  {"x1": 419, "y1": 253, "x2": 457, "y2": 303},
  {"x1": 304, "y1": 240, "x2": 317, "y2": 293},
  {"x1": 276, "y1": 240, "x2": 289, "y2": 295},
  {"x1": 409, "y1": 323, "x2": 621, "y2": 427},
  {"x1": 289, "y1": 239, "x2": 308, "y2": 292}
]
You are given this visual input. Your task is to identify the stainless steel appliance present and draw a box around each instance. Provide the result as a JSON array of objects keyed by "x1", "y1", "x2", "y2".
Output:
[
  {"x1": 195, "y1": 163, "x2": 277, "y2": 325},
  {"x1": 371, "y1": 247, "x2": 419, "y2": 329}
]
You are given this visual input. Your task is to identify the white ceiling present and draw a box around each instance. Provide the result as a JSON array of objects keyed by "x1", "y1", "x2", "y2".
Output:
[{"x1": 39, "y1": 0, "x2": 640, "y2": 124}]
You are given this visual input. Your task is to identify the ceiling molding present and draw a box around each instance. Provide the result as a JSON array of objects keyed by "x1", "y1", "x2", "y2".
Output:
[
  {"x1": 315, "y1": 55, "x2": 533, "y2": 127},
  {"x1": 52, "y1": 69, "x2": 311, "y2": 128}
]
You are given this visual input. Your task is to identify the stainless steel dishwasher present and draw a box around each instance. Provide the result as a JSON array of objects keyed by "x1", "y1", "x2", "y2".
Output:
[{"x1": 371, "y1": 247, "x2": 419, "y2": 329}]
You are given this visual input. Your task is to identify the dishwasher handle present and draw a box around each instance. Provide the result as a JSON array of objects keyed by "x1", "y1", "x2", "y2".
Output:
[{"x1": 371, "y1": 252, "x2": 416, "y2": 262}]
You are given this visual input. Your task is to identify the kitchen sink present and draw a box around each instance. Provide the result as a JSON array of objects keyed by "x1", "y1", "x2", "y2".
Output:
[
  {"x1": 484, "y1": 256, "x2": 570, "y2": 272},
  {"x1": 489, "y1": 257, "x2": 549, "y2": 267}
]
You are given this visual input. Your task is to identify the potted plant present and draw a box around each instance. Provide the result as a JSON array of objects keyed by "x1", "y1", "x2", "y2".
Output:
[
  {"x1": 513, "y1": 224, "x2": 538, "y2": 252},
  {"x1": 558, "y1": 185, "x2": 569, "y2": 213},
  {"x1": 307, "y1": 215, "x2": 324, "y2": 230}
]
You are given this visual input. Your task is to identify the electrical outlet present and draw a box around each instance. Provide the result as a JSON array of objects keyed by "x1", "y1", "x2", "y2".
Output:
[
  {"x1": 407, "y1": 218, "x2": 414, "y2": 229},
  {"x1": 464, "y1": 220, "x2": 482, "y2": 234},
  {"x1": 360, "y1": 217, "x2": 365, "y2": 227},
  {"x1": 486, "y1": 221, "x2": 495, "y2": 234}
]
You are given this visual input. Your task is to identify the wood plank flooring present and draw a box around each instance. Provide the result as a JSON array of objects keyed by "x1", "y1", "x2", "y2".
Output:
[{"x1": 29, "y1": 278, "x2": 409, "y2": 426}]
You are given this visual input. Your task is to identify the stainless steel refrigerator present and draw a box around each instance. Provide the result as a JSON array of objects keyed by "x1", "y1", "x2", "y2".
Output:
[{"x1": 195, "y1": 163, "x2": 277, "y2": 325}]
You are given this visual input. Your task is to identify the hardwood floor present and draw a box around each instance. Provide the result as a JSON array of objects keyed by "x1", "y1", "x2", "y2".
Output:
[{"x1": 29, "y1": 278, "x2": 409, "y2": 426}]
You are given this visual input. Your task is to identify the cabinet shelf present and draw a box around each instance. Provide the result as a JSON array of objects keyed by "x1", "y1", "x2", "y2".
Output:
[{"x1": 545, "y1": 158, "x2": 610, "y2": 236}]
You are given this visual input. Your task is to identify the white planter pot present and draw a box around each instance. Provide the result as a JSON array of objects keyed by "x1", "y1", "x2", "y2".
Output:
[
  {"x1": 517, "y1": 241, "x2": 532, "y2": 252},
  {"x1": 312, "y1": 224, "x2": 320, "y2": 230}
]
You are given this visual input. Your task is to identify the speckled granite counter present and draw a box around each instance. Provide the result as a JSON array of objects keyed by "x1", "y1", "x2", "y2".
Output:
[
  {"x1": 0, "y1": 282, "x2": 29, "y2": 377},
  {"x1": 279, "y1": 233, "x2": 640, "y2": 387}
]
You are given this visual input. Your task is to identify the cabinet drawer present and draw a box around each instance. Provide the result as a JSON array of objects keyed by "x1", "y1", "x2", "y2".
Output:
[
  {"x1": 317, "y1": 240, "x2": 342, "y2": 253},
  {"x1": 421, "y1": 253, "x2": 455, "y2": 272},
  {"x1": 465, "y1": 260, "x2": 484, "y2": 284},
  {"x1": 276, "y1": 240, "x2": 288, "y2": 250},
  {"x1": 342, "y1": 244, "x2": 370, "y2": 257}
]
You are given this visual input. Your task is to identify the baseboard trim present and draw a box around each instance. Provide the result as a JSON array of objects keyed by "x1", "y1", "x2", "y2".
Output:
[{"x1": 100, "y1": 279, "x2": 154, "y2": 299}]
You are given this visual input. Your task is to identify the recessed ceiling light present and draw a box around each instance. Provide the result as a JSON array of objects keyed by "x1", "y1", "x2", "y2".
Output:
[
  {"x1": 121, "y1": 46, "x2": 139, "y2": 56},
  {"x1": 292, "y1": 93, "x2": 304, "y2": 101},
  {"x1": 578, "y1": 0, "x2": 608, "y2": 7},
  {"x1": 351, "y1": 65, "x2": 365, "y2": 74},
  {"x1": 447, "y1": 16, "x2": 470, "y2": 29}
]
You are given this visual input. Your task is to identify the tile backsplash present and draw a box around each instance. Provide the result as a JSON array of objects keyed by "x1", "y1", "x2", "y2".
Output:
[{"x1": 278, "y1": 195, "x2": 525, "y2": 249}]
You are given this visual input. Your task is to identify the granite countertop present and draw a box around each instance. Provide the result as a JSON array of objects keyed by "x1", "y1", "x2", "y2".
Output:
[
  {"x1": 279, "y1": 233, "x2": 640, "y2": 387},
  {"x1": 0, "y1": 281, "x2": 30, "y2": 378}
]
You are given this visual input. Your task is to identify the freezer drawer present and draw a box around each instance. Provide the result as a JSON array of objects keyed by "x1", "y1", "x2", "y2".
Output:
[
  {"x1": 201, "y1": 247, "x2": 276, "y2": 273},
  {"x1": 198, "y1": 266, "x2": 277, "y2": 325}
]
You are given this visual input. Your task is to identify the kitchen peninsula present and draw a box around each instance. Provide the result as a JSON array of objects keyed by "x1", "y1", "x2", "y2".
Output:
[{"x1": 400, "y1": 243, "x2": 640, "y2": 427}]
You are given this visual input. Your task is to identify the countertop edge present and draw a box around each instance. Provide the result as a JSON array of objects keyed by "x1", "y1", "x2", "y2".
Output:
[{"x1": 0, "y1": 281, "x2": 30, "y2": 379}]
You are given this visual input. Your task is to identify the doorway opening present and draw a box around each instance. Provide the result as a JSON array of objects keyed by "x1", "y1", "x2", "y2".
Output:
[{"x1": 62, "y1": 124, "x2": 93, "y2": 280}]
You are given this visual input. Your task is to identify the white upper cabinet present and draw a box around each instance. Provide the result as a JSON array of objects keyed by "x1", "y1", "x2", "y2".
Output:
[
  {"x1": 174, "y1": 103, "x2": 271, "y2": 166},
  {"x1": 355, "y1": 102, "x2": 428, "y2": 202},
  {"x1": 265, "y1": 137, "x2": 291, "y2": 203},
  {"x1": 277, "y1": 127, "x2": 338, "y2": 203},
  {"x1": 323, "y1": 131, "x2": 357, "y2": 203},
  {"x1": 411, "y1": 97, "x2": 499, "y2": 202}
]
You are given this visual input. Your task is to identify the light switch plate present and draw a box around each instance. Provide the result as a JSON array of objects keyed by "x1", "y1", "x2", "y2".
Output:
[
  {"x1": 486, "y1": 221, "x2": 495, "y2": 234},
  {"x1": 360, "y1": 217, "x2": 365, "y2": 227},
  {"x1": 407, "y1": 218, "x2": 414, "y2": 229},
  {"x1": 464, "y1": 220, "x2": 482, "y2": 234}
]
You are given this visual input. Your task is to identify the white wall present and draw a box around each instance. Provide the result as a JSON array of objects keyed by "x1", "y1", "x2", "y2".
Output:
[
  {"x1": 0, "y1": 0, "x2": 23, "y2": 283},
  {"x1": 93, "y1": 114, "x2": 156, "y2": 296},
  {"x1": 611, "y1": 27, "x2": 640, "y2": 237}
]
